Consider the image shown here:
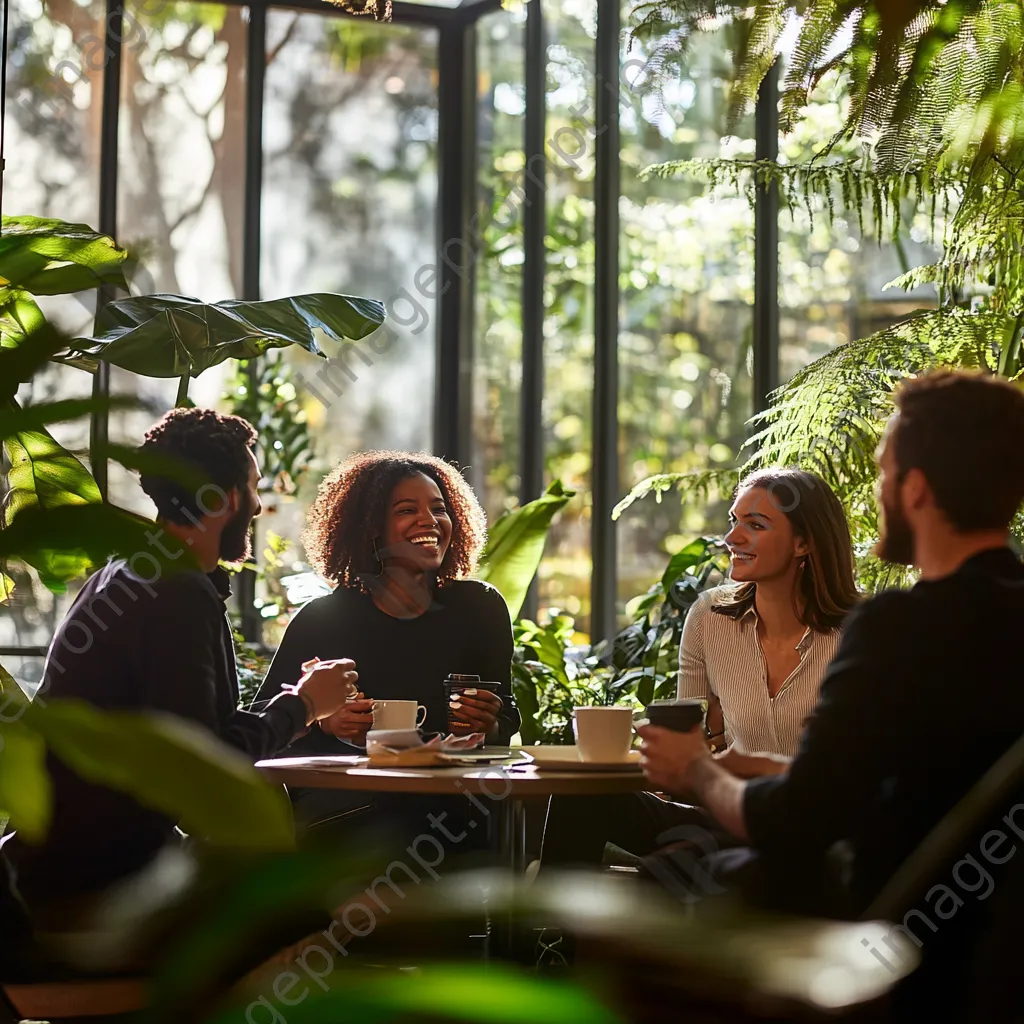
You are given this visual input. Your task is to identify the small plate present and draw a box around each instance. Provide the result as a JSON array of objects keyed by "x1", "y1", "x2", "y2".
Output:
[{"x1": 520, "y1": 745, "x2": 642, "y2": 772}]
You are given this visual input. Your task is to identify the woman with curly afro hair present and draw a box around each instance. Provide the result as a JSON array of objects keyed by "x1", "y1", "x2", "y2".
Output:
[{"x1": 254, "y1": 451, "x2": 520, "y2": 838}]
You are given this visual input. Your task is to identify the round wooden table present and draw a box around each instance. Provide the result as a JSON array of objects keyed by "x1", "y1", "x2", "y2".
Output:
[{"x1": 256, "y1": 750, "x2": 649, "y2": 958}]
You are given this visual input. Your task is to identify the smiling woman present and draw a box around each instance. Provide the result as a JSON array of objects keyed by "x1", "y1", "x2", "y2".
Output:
[
  {"x1": 681, "y1": 468, "x2": 859, "y2": 758},
  {"x1": 251, "y1": 450, "x2": 520, "y2": 840}
]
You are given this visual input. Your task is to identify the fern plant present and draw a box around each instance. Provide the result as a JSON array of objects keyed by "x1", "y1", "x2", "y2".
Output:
[{"x1": 620, "y1": 0, "x2": 1024, "y2": 586}]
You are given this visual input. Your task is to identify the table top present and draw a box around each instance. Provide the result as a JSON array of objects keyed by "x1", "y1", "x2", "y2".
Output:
[{"x1": 255, "y1": 752, "x2": 650, "y2": 797}]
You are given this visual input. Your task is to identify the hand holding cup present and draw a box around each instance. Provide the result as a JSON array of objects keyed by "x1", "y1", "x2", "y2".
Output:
[
  {"x1": 290, "y1": 657, "x2": 359, "y2": 724},
  {"x1": 319, "y1": 691, "x2": 375, "y2": 741}
]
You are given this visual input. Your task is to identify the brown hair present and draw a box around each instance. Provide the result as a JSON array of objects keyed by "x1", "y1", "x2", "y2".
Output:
[
  {"x1": 302, "y1": 450, "x2": 487, "y2": 591},
  {"x1": 713, "y1": 468, "x2": 859, "y2": 631},
  {"x1": 893, "y1": 370, "x2": 1024, "y2": 531}
]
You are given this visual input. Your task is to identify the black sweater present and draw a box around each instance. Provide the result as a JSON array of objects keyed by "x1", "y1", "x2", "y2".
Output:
[
  {"x1": 5, "y1": 560, "x2": 307, "y2": 906},
  {"x1": 254, "y1": 580, "x2": 520, "y2": 752}
]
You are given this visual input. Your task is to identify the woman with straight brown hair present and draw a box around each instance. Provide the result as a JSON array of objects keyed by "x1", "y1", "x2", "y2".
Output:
[
  {"x1": 540, "y1": 468, "x2": 859, "y2": 869},
  {"x1": 684, "y1": 467, "x2": 859, "y2": 761}
]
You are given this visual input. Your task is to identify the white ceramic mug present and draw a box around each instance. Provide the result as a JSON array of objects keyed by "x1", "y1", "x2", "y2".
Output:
[
  {"x1": 372, "y1": 699, "x2": 427, "y2": 731},
  {"x1": 572, "y1": 706, "x2": 634, "y2": 763}
]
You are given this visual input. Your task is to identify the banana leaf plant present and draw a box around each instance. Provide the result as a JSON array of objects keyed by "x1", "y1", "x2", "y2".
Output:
[
  {"x1": 476, "y1": 480, "x2": 575, "y2": 619},
  {"x1": 512, "y1": 537, "x2": 729, "y2": 744},
  {"x1": 59, "y1": 291, "x2": 387, "y2": 405}
]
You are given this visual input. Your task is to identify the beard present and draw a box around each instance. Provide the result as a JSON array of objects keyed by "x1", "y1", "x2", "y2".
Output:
[
  {"x1": 874, "y1": 493, "x2": 915, "y2": 565},
  {"x1": 219, "y1": 499, "x2": 255, "y2": 565}
]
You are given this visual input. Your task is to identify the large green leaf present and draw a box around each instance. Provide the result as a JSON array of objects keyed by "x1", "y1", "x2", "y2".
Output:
[
  {"x1": 477, "y1": 480, "x2": 574, "y2": 618},
  {"x1": 0, "y1": 395, "x2": 138, "y2": 441},
  {"x1": 209, "y1": 965, "x2": 621, "y2": 1024},
  {"x1": 2, "y1": 404, "x2": 102, "y2": 585},
  {"x1": 0, "y1": 287, "x2": 45, "y2": 349},
  {"x1": 0, "y1": 663, "x2": 51, "y2": 843},
  {"x1": 0, "y1": 720, "x2": 51, "y2": 844},
  {"x1": 0, "y1": 503, "x2": 200, "y2": 587},
  {"x1": 61, "y1": 292, "x2": 388, "y2": 378},
  {"x1": 0, "y1": 215, "x2": 128, "y2": 297},
  {"x1": 16, "y1": 696, "x2": 294, "y2": 850},
  {"x1": 0, "y1": 321, "x2": 77, "y2": 397}
]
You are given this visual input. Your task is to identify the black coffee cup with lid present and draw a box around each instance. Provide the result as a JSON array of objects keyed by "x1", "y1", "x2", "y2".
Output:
[
  {"x1": 644, "y1": 699, "x2": 706, "y2": 733},
  {"x1": 444, "y1": 674, "x2": 502, "y2": 733}
]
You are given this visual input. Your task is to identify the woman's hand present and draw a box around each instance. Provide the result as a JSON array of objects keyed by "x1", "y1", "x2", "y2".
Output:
[
  {"x1": 450, "y1": 688, "x2": 503, "y2": 735},
  {"x1": 319, "y1": 692, "x2": 375, "y2": 743},
  {"x1": 713, "y1": 746, "x2": 790, "y2": 779}
]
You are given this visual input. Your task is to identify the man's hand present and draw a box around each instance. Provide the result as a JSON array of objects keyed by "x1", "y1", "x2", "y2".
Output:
[
  {"x1": 450, "y1": 688, "x2": 503, "y2": 735},
  {"x1": 637, "y1": 723, "x2": 711, "y2": 796},
  {"x1": 319, "y1": 692, "x2": 374, "y2": 742},
  {"x1": 639, "y1": 723, "x2": 751, "y2": 842},
  {"x1": 291, "y1": 657, "x2": 359, "y2": 725}
]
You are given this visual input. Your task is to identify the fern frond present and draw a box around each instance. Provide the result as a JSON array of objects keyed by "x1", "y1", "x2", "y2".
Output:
[
  {"x1": 612, "y1": 468, "x2": 740, "y2": 520},
  {"x1": 640, "y1": 157, "x2": 960, "y2": 243}
]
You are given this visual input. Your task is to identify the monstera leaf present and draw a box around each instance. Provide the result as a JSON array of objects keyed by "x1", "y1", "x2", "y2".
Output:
[
  {"x1": 477, "y1": 480, "x2": 574, "y2": 619},
  {"x1": 60, "y1": 293, "x2": 388, "y2": 401}
]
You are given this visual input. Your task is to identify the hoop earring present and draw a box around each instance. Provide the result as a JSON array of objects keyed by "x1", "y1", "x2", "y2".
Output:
[{"x1": 372, "y1": 537, "x2": 384, "y2": 577}]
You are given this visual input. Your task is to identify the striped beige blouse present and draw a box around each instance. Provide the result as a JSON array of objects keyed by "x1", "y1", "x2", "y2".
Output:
[{"x1": 677, "y1": 586, "x2": 842, "y2": 758}]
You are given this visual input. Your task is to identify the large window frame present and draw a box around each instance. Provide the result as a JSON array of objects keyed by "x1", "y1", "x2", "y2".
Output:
[{"x1": 2, "y1": 0, "x2": 787, "y2": 661}]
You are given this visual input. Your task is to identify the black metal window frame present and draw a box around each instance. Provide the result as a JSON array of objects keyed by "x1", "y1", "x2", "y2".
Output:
[{"x1": 2, "y1": 0, "x2": 781, "y2": 659}]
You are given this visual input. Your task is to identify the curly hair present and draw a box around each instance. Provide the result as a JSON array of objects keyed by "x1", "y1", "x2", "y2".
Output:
[
  {"x1": 140, "y1": 407, "x2": 257, "y2": 525},
  {"x1": 303, "y1": 450, "x2": 487, "y2": 590}
]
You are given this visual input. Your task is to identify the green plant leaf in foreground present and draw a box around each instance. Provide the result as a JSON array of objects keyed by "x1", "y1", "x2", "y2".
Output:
[
  {"x1": 477, "y1": 480, "x2": 574, "y2": 619},
  {"x1": 0, "y1": 503, "x2": 199, "y2": 590},
  {"x1": 0, "y1": 659, "x2": 53, "y2": 843},
  {"x1": 210, "y1": 964, "x2": 622, "y2": 1024},
  {"x1": 62, "y1": 292, "x2": 388, "y2": 378},
  {"x1": 15, "y1": 696, "x2": 294, "y2": 850},
  {"x1": 0, "y1": 395, "x2": 139, "y2": 441}
]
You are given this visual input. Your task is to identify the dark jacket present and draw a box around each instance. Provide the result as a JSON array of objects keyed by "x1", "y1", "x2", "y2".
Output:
[{"x1": 5, "y1": 560, "x2": 307, "y2": 907}]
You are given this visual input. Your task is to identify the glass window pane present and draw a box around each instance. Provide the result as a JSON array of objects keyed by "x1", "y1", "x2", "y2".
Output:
[
  {"x1": 258, "y1": 12, "x2": 439, "y2": 644},
  {"x1": 617, "y1": 10, "x2": 755, "y2": 616},
  {"x1": 539, "y1": 0, "x2": 597, "y2": 635},
  {"x1": 3, "y1": 0, "x2": 107, "y2": 650},
  {"x1": 472, "y1": 6, "x2": 526, "y2": 526},
  {"x1": 111, "y1": 1, "x2": 247, "y2": 514},
  {"x1": 777, "y1": 66, "x2": 941, "y2": 381}
]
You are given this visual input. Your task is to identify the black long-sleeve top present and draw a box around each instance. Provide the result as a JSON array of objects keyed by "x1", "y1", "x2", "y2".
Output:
[
  {"x1": 5, "y1": 560, "x2": 307, "y2": 906},
  {"x1": 253, "y1": 579, "x2": 519, "y2": 753},
  {"x1": 744, "y1": 547, "x2": 1024, "y2": 913}
]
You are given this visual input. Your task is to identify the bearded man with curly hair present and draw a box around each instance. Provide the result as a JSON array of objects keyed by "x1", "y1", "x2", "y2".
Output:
[
  {"x1": 6, "y1": 408, "x2": 358, "y2": 917},
  {"x1": 254, "y1": 450, "x2": 519, "y2": 840}
]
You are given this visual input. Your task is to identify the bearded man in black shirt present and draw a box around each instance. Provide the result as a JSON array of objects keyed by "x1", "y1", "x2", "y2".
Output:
[
  {"x1": 5, "y1": 408, "x2": 358, "y2": 916},
  {"x1": 640, "y1": 370, "x2": 1024, "y2": 1014}
]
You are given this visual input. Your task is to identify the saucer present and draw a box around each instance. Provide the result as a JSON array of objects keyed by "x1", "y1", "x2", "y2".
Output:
[
  {"x1": 520, "y1": 745, "x2": 642, "y2": 772},
  {"x1": 366, "y1": 728, "x2": 422, "y2": 753}
]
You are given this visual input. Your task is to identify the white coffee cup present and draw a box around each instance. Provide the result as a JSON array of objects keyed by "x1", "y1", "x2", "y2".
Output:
[
  {"x1": 372, "y1": 699, "x2": 427, "y2": 731},
  {"x1": 572, "y1": 706, "x2": 634, "y2": 763}
]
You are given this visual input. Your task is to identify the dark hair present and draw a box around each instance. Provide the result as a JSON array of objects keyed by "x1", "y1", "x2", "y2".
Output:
[
  {"x1": 713, "y1": 468, "x2": 859, "y2": 631},
  {"x1": 139, "y1": 407, "x2": 256, "y2": 524},
  {"x1": 303, "y1": 450, "x2": 487, "y2": 590},
  {"x1": 893, "y1": 371, "x2": 1024, "y2": 531}
]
